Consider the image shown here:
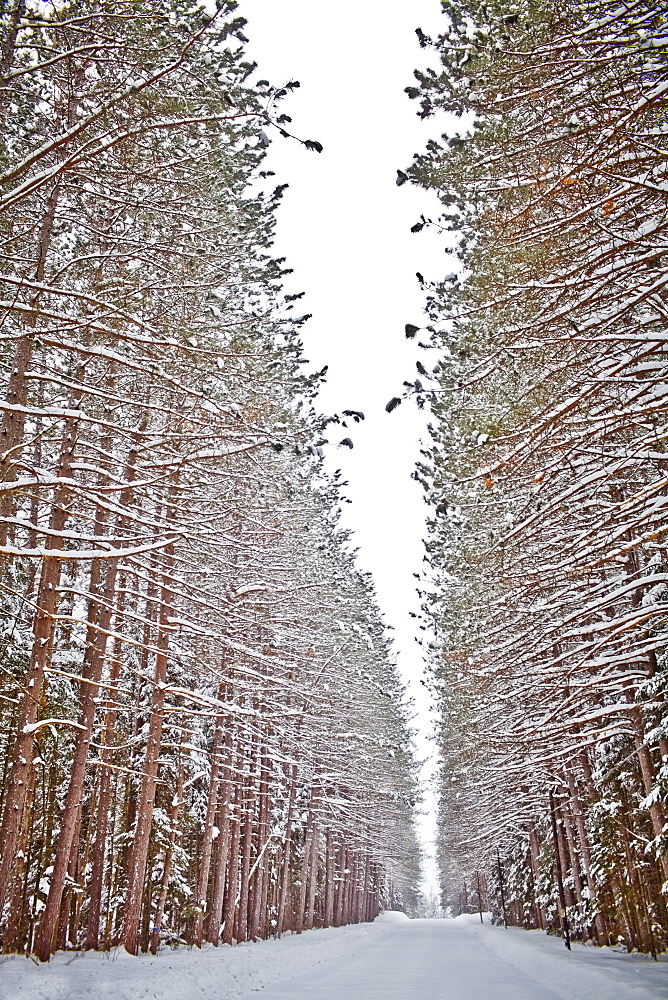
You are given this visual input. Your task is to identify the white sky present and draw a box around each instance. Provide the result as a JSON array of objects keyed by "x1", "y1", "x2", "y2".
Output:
[{"x1": 237, "y1": 0, "x2": 454, "y2": 896}]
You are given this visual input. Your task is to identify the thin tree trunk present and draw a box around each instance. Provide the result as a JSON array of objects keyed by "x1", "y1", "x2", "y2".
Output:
[
  {"x1": 305, "y1": 819, "x2": 319, "y2": 930},
  {"x1": 249, "y1": 752, "x2": 269, "y2": 942},
  {"x1": 2, "y1": 761, "x2": 36, "y2": 953},
  {"x1": 276, "y1": 764, "x2": 297, "y2": 937},
  {"x1": 205, "y1": 730, "x2": 234, "y2": 945},
  {"x1": 560, "y1": 796, "x2": 586, "y2": 924},
  {"x1": 362, "y1": 853, "x2": 371, "y2": 924},
  {"x1": 566, "y1": 768, "x2": 607, "y2": 942},
  {"x1": 0, "y1": 1, "x2": 27, "y2": 97},
  {"x1": 295, "y1": 817, "x2": 313, "y2": 935},
  {"x1": 334, "y1": 842, "x2": 346, "y2": 927},
  {"x1": 121, "y1": 539, "x2": 175, "y2": 954},
  {"x1": 553, "y1": 799, "x2": 576, "y2": 910},
  {"x1": 344, "y1": 850, "x2": 355, "y2": 925},
  {"x1": 149, "y1": 764, "x2": 184, "y2": 955},
  {"x1": 0, "y1": 167, "x2": 66, "y2": 560},
  {"x1": 0, "y1": 414, "x2": 77, "y2": 916},
  {"x1": 34, "y1": 549, "x2": 120, "y2": 960},
  {"x1": 192, "y1": 699, "x2": 226, "y2": 946},
  {"x1": 618, "y1": 797, "x2": 652, "y2": 953},
  {"x1": 85, "y1": 623, "x2": 124, "y2": 950},
  {"x1": 221, "y1": 781, "x2": 241, "y2": 946},
  {"x1": 235, "y1": 759, "x2": 255, "y2": 944},
  {"x1": 528, "y1": 825, "x2": 546, "y2": 930},
  {"x1": 629, "y1": 701, "x2": 668, "y2": 882},
  {"x1": 324, "y1": 828, "x2": 334, "y2": 928}
]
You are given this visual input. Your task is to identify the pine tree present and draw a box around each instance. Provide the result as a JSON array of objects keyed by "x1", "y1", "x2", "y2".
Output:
[
  {"x1": 406, "y1": 0, "x2": 668, "y2": 949},
  {"x1": 0, "y1": 1, "x2": 421, "y2": 958}
]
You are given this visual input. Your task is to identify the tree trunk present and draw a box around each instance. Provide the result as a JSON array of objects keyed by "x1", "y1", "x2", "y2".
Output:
[
  {"x1": 275, "y1": 764, "x2": 297, "y2": 937},
  {"x1": 0, "y1": 414, "x2": 77, "y2": 916},
  {"x1": 235, "y1": 761, "x2": 255, "y2": 944},
  {"x1": 85, "y1": 623, "x2": 124, "y2": 950},
  {"x1": 566, "y1": 768, "x2": 607, "y2": 942},
  {"x1": 34, "y1": 550, "x2": 119, "y2": 961},
  {"x1": 121, "y1": 541, "x2": 174, "y2": 954},
  {"x1": 0, "y1": 1, "x2": 27, "y2": 97},
  {"x1": 528, "y1": 825, "x2": 546, "y2": 930},
  {"x1": 221, "y1": 781, "x2": 241, "y2": 946},
  {"x1": 249, "y1": 752, "x2": 269, "y2": 942},
  {"x1": 205, "y1": 730, "x2": 234, "y2": 945},
  {"x1": 560, "y1": 796, "x2": 586, "y2": 925},
  {"x1": 295, "y1": 818, "x2": 313, "y2": 935},
  {"x1": 2, "y1": 761, "x2": 36, "y2": 953},
  {"x1": 149, "y1": 763, "x2": 184, "y2": 955},
  {"x1": 553, "y1": 799, "x2": 576, "y2": 909},
  {"x1": 629, "y1": 701, "x2": 668, "y2": 882},
  {"x1": 0, "y1": 175, "x2": 63, "y2": 548},
  {"x1": 324, "y1": 828, "x2": 334, "y2": 927},
  {"x1": 334, "y1": 842, "x2": 346, "y2": 927},
  {"x1": 305, "y1": 819, "x2": 319, "y2": 930},
  {"x1": 192, "y1": 701, "x2": 226, "y2": 946}
]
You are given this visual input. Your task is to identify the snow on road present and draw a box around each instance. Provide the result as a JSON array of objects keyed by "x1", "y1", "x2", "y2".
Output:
[
  {"x1": 1, "y1": 913, "x2": 666, "y2": 1000},
  {"x1": 245, "y1": 914, "x2": 668, "y2": 1000}
]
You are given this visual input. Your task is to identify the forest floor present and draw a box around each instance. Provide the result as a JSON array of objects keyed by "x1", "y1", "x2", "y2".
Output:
[{"x1": 1, "y1": 911, "x2": 667, "y2": 1000}]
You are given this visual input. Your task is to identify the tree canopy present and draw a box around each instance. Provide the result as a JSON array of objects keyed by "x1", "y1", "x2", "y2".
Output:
[
  {"x1": 406, "y1": 0, "x2": 668, "y2": 951},
  {"x1": 0, "y1": 0, "x2": 421, "y2": 958}
]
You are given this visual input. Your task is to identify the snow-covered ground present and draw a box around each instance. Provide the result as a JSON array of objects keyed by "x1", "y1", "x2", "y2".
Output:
[{"x1": 1, "y1": 913, "x2": 666, "y2": 1000}]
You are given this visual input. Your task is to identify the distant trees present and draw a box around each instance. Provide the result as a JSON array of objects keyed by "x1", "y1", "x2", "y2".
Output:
[
  {"x1": 407, "y1": 0, "x2": 668, "y2": 951},
  {"x1": 0, "y1": 0, "x2": 420, "y2": 958}
]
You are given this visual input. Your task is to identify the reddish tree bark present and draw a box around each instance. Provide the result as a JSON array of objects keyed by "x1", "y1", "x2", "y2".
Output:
[
  {"x1": 191, "y1": 700, "x2": 226, "y2": 946},
  {"x1": 121, "y1": 540, "x2": 175, "y2": 954},
  {"x1": 221, "y1": 782, "x2": 242, "y2": 946},
  {"x1": 85, "y1": 625, "x2": 124, "y2": 950},
  {"x1": 205, "y1": 730, "x2": 234, "y2": 945},
  {"x1": 324, "y1": 828, "x2": 334, "y2": 928},
  {"x1": 275, "y1": 763, "x2": 297, "y2": 937},
  {"x1": 149, "y1": 763, "x2": 184, "y2": 954},
  {"x1": 34, "y1": 548, "x2": 119, "y2": 961},
  {"x1": 0, "y1": 414, "x2": 78, "y2": 917}
]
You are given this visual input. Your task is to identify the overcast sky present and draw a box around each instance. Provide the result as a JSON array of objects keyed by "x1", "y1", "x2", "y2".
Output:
[{"x1": 237, "y1": 0, "x2": 453, "y2": 894}]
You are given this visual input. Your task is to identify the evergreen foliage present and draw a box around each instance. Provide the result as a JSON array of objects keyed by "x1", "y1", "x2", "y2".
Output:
[
  {"x1": 408, "y1": 0, "x2": 668, "y2": 951},
  {"x1": 0, "y1": 0, "x2": 420, "y2": 958}
]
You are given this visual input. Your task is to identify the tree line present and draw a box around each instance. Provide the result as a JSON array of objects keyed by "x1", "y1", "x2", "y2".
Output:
[
  {"x1": 0, "y1": 0, "x2": 420, "y2": 958},
  {"x1": 405, "y1": 0, "x2": 668, "y2": 953}
]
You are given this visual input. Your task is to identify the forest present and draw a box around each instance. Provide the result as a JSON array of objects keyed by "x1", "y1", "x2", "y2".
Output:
[
  {"x1": 406, "y1": 0, "x2": 668, "y2": 956},
  {"x1": 1, "y1": 0, "x2": 667, "y2": 969},
  {"x1": 0, "y1": 0, "x2": 420, "y2": 959}
]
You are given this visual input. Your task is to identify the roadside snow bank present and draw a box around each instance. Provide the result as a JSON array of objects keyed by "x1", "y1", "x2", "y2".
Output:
[
  {"x1": 0, "y1": 914, "x2": 406, "y2": 1000},
  {"x1": 458, "y1": 914, "x2": 668, "y2": 1000}
]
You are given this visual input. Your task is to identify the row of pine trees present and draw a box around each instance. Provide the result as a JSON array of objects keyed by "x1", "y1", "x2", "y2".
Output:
[
  {"x1": 407, "y1": 0, "x2": 668, "y2": 952},
  {"x1": 0, "y1": 1, "x2": 421, "y2": 958}
]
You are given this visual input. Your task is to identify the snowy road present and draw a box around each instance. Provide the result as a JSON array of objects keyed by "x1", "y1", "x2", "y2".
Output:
[
  {"x1": 2, "y1": 913, "x2": 666, "y2": 1000},
  {"x1": 241, "y1": 914, "x2": 668, "y2": 1000},
  {"x1": 245, "y1": 918, "x2": 565, "y2": 1000}
]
